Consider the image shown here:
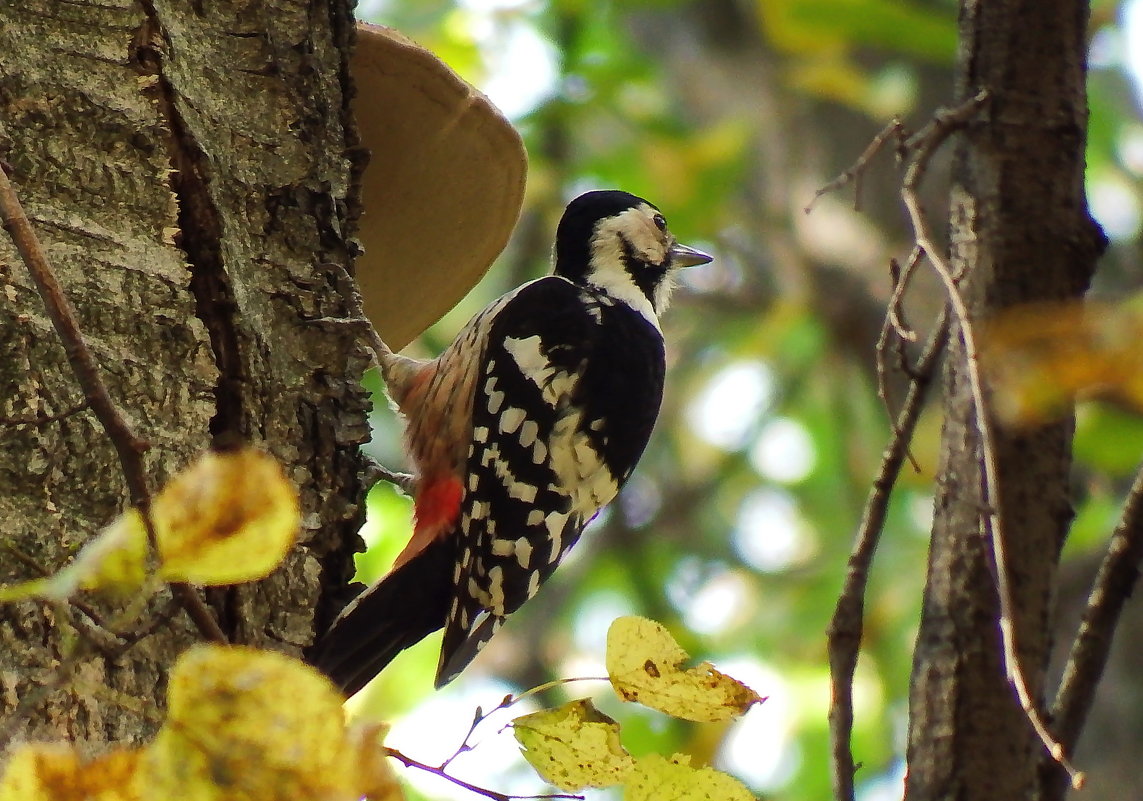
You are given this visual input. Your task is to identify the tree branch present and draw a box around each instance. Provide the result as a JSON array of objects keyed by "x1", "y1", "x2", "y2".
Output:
[
  {"x1": 826, "y1": 307, "x2": 949, "y2": 801},
  {"x1": 0, "y1": 162, "x2": 225, "y2": 644},
  {"x1": 1042, "y1": 463, "x2": 1143, "y2": 795},
  {"x1": 898, "y1": 90, "x2": 1082, "y2": 788}
]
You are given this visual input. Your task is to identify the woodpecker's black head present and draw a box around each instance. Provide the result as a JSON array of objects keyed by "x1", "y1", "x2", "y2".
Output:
[{"x1": 553, "y1": 190, "x2": 712, "y2": 315}]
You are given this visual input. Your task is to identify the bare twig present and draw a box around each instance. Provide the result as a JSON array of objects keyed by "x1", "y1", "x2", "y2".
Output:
[
  {"x1": 805, "y1": 119, "x2": 906, "y2": 214},
  {"x1": 0, "y1": 163, "x2": 224, "y2": 644},
  {"x1": 385, "y1": 747, "x2": 584, "y2": 801},
  {"x1": 0, "y1": 399, "x2": 90, "y2": 427},
  {"x1": 885, "y1": 248, "x2": 922, "y2": 344},
  {"x1": 898, "y1": 89, "x2": 1082, "y2": 787},
  {"x1": 436, "y1": 677, "x2": 612, "y2": 770},
  {"x1": 0, "y1": 166, "x2": 149, "y2": 490},
  {"x1": 1044, "y1": 464, "x2": 1143, "y2": 792},
  {"x1": 826, "y1": 309, "x2": 949, "y2": 801},
  {"x1": 439, "y1": 696, "x2": 515, "y2": 771},
  {"x1": 874, "y1": 249, "x2": 926, "y2": 474},
  {"x1": 319, "y1": 261, "x2": 391, "y2": 362}
]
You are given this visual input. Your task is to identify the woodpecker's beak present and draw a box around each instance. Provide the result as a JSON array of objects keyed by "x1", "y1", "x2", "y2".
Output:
[{"x1": 669, "y1": 242, "x2": 713, "y2": 268}]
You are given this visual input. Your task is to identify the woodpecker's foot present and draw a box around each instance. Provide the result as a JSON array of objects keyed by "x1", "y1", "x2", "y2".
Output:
[
  {"x1": 311, "y1": 262, "x2": 393, "y2": 362},
  {"x1": 362, "y1": 456, "x2": 416, "y2": 497},
  {"x1": 306, "y1": 314, "x2": 373, "y2": 331}
]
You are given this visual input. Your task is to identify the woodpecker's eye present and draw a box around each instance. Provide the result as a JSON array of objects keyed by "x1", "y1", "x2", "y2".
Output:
[{"x1": 653, "y1": 214, "x2": 667, "y2": 231}]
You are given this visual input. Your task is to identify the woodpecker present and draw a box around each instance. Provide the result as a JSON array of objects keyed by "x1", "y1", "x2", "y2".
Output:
[{"x1": 313, "y1": 190, "x2": 712, "y2": 694}]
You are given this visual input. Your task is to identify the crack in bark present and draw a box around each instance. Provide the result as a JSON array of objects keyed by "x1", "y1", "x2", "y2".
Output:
[{"x1": 132, "y1": 3, "x2": 248, "y2": 441}]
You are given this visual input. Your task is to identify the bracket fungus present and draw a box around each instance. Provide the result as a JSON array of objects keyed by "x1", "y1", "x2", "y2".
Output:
[{"x1": 351, "y1": 23, "x2": 528, "y2": 350}]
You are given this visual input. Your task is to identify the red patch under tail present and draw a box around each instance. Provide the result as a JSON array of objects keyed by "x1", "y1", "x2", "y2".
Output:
[{"x1": 391, "y1": 474, "x2": 463, "y2": 571}]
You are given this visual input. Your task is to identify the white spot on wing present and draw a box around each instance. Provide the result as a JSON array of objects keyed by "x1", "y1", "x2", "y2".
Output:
[
  {"x1": 532, "y1": 440, "x2": 548, "y2": 464},
  {"x1": 504, "y1": 335, "x2": 580, "y2": 406},
  {"x1": 515, "y1": 536, "x2": 533, "y2": 568},
  {"x1": 468, "y1": 577, "x2": 486, "y2": 605},
  {"x1": 487, "y1": 390, "x2": 505, "y2": 414},
  {"x1": 488, "y1": 565, "x2": 505, "y2": 612},
  {"x1": 504, "y1": 335, "x2": 549, "y2": 380},
  {"x1": 508, "y1": 480, "x2": 537, "y2": 503},
  {"x1": 545, "y1": 512, "x2": 568, "y2": 555},
  {"x1": 499, "y1": 406, "x2": 526, "y2": 434},
  {"x1": 519, "y1": 419, "x2": 539, "y2": 448}
]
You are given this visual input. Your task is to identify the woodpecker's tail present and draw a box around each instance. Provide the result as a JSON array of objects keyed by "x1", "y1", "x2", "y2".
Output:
[{"x1": 310, "y1": 537, "x2": 453, "y2": 696}]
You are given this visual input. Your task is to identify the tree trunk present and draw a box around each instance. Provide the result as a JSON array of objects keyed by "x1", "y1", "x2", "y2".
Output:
[
  {"x1": 0, "y1": 0, "x2": 367, "y2": 749},
  {"x1": 905, "y1": 1, "x2": 1104, "y2": 799}
]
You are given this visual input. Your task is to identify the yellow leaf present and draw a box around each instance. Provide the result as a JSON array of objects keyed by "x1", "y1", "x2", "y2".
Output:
[
  {"x1": 981, "y1": 300, "x2": 1143, "y2": 426},
  {"x1": 606, "y1": 617, "x2": 763, "y2": 722},
  {"x1": 0, "y1": 743, "x2": 141, "y2": 801},
  {"x1": 513, "y1": 699, "x2": 635, "y2": 791},
  {"x1": 154, "y1": 448, "x2": 300, "y2": 585},
  {"x1": 138, "y1": 644, "x2": 362, "y2": 801},
  {"x1": 623, "y1": 753, "x2": 754, "y2": 801},
  {"x1": 0, "y1": 511, "x2": 149, "y2": 602},
  {"x1": 0, "y1": 448, "x2": 298, "y2": 603}
]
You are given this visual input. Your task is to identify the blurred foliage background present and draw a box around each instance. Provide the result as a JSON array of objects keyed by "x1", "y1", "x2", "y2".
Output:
[{"x1": 351, "y1": 0, "x2": 1143, "y2": 798}]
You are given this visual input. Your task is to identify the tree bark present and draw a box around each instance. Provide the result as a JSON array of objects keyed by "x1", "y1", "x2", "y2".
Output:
[
  {"x1": 905, "y1": 1, "x2": 1104, "y2": 799},
  {"x1": 0, "y1": 0, "x2": 367, "y2": 749}
]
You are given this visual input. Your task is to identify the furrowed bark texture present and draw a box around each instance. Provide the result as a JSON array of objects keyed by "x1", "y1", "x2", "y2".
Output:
[
  {"x1": 904, "y1": 2, "x2": 1104, "y2": 800},
  {"x1": 0, "y1": 0, "x2": 368, "y2": 747}
]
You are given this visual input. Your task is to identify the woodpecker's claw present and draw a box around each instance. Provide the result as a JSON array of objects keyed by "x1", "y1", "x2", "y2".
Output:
[{"x1": 376, "y1": 465, "x2": 417, "y2": 496}]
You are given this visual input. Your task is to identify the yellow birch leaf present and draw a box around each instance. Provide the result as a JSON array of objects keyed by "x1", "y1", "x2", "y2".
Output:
[
  {"x1": 138, "y1": 644, "x2": 361, "y2": 801},
  {"x1": 513, "y1": 699, "x2": 635, "y2": 791},
  {"x1": 982, "y1": 300, "x2": 1143, "y2": 426},
  {"x1": 0, "y1": 510, "x2": 149, "y2": 602},
  {"x1": 623, "y1": 753, "x2": 754, "y2": 801},
  {"x1": 606, "y1": 617, "x2": 763, "y2": 722},
  {"x1": 154, "y1": 448, "x2": 300, "y2": 585},
  {"x1": 0, "y1": 742, "x2": 141, "y2": 801},
  {"x1": 0, "y1": 447, "x2": 298, "y2": 602}
]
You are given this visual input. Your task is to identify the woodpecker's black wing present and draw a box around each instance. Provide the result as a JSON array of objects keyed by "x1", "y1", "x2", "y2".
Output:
[{"x1": 435, "y1": 275, "x2": 666, "y2": 686}]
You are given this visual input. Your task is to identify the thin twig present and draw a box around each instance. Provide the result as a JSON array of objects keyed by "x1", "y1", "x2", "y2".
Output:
[
  {"x1": 1044, "y1": 464, "x2": 1143, "y2": 792},
  {"x1": 899, "y1": 89, "x2": 1082, "y2": 787},
  {"x1": 0, "y1": 163, "x2": 224, "y2": 644},
  {"x1": 0, "y1": 166, "x2": 149, "y2": 489},
  {"x1": 885, "y1": 248, "x2": 921, "y2": 344},
  {"x1": 385, "y1": 747, "x2": 584, "y2": 801},
  {"x1": 874, "y1": 249, "x2": 925, "y2": 473},
  {"x1": 826, "y1": 309, "x2": 949, "y2": 801},
  {"x1": 0, "y1": 399, "x2": 90, "y2": 427},
  {"x1": 439, "y1": 697, "x2": 515, "y2": 771},
  {"x1": 438, "y1": 677, "x2": 614, "y2": 768},
  {"x1": 805, "y1": 119, "x2": 906, "y2": 214}
]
